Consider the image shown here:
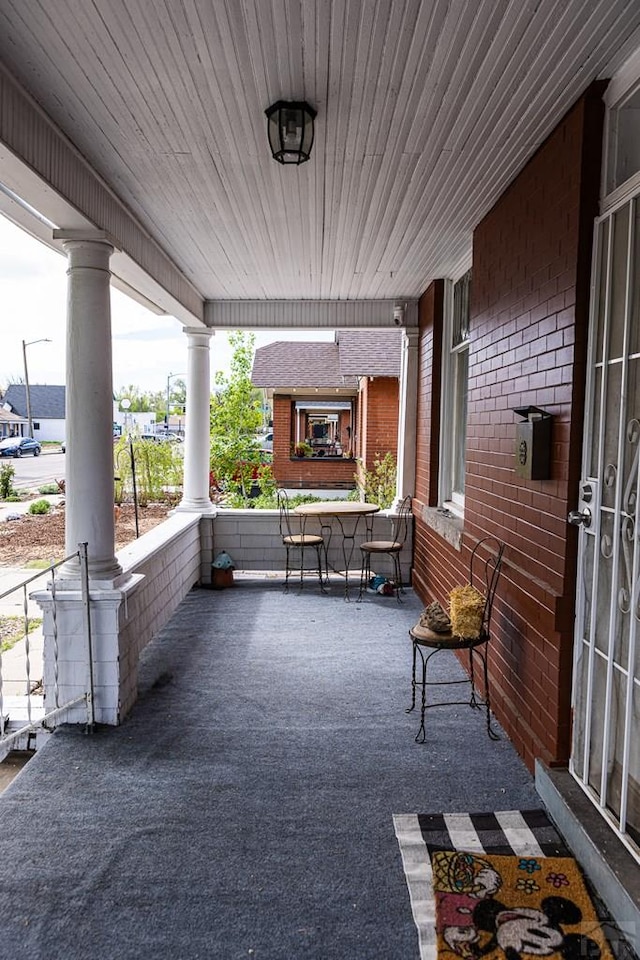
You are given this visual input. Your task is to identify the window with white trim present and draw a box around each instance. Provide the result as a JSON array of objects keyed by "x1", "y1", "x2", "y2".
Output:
[{"x1": 439, "y1": 270, "x2": 471, "y2": 513}]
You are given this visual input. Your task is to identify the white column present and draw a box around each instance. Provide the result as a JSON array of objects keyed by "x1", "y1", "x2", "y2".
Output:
[
  {"x1": 176, "y1": 328, "x2": 215, "y2": 513},
  {"x1": 394, "y1": 326, "x2": 420, "y2": 509},
  {"x1": 56, "y1": 233, "x2": 123, "y2": 583}
]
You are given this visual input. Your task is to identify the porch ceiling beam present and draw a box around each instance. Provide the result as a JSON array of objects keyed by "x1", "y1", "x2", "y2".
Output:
[{"x1": 204, "y1": 299, "x2": 419, "y2": 330}]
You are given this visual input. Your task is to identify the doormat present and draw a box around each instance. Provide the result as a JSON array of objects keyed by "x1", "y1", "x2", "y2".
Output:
[{"x1": 393, "y1": 810, "x2": 615, "y2": 960}]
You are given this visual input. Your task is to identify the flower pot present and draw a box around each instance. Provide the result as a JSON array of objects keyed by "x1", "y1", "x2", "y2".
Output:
[{"x1": 212, "y1": 568, "x2": 234, "y2": 589}]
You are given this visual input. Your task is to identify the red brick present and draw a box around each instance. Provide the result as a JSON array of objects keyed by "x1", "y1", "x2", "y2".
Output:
[{"x1": 413, "y1": 85, "x2": 605, "y2": 770}]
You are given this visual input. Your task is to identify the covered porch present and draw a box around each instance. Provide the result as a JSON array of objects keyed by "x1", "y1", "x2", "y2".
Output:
[{"x1": 1, "y1": 0, "x2": 640, "y2": 951}]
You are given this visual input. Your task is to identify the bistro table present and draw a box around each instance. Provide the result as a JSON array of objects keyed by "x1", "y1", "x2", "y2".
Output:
[{"x1": 294, "y1": 501, "x2": 380, "y2": 598}]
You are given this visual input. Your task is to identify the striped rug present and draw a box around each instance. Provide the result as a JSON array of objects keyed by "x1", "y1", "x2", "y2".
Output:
[{"x1": 393, "y1": 809, "x2": 613, "y2": 960}]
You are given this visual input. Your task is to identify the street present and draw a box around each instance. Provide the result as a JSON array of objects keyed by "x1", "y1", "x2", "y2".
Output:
[{"x1": 2, "y1": 449, "x2": 66, "y2": 491}]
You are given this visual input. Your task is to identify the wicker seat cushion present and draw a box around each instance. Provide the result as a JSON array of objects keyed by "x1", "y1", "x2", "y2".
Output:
[
  {"x1": 360, "y1": 540, "x2": 401, "y2": 552},
  {"x1": 409, "y1": 621, "x2": 487, "y2": 649},
  {"x1": 283, "y1": 534, "x2": 324, "y2": 546}
]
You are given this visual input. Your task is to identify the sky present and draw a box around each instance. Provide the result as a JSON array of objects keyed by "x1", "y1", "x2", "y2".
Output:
[{"x1": 0, "y1": 214, "x2": 332, "y2": 395}]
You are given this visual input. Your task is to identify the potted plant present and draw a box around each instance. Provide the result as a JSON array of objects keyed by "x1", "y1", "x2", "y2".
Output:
[{"x1": 293, "y1": 440, "x2": 313, "y2": 458}]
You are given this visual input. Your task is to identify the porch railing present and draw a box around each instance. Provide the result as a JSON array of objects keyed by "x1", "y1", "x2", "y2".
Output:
[{"x1": 0, "y1": 543, "x2": 94, "y2": 759}]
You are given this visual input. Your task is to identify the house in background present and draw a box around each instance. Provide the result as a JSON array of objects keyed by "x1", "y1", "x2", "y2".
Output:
[
  {"x1": 252, "y1": 329, "x2": 401, "y2": 492},
  {"x1": 0, "y1": 405, "x2": 27, "y2": 438},
  {"x1": 2, "y1": 383, "x2": 65, "y2": 441}
]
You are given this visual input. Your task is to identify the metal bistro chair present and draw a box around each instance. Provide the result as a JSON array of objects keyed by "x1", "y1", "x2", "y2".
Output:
[
  {"x1": 277, "y1": 490, "x2": 327, "y2": 592},
  {"x1": 406, "y1": 536, "x2": 505, "y2": 742},
  {"x1": 358, "y1": 496, "x2": 412, "y2": 601}
]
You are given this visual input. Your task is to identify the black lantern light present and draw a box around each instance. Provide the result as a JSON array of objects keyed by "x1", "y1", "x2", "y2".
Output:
[{"x1": 265, "y1": 100, "x2": 316, "y2": 165}]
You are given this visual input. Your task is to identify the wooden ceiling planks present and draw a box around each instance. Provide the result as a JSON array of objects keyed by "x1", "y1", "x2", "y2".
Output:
[{"x1": 0, "y1": 0, "x2": 639, "y2": 302}]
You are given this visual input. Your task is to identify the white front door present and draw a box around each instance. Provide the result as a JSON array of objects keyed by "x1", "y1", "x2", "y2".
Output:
[{"x1": 570, "y1": 191, "x2": 640, "y2": 861}]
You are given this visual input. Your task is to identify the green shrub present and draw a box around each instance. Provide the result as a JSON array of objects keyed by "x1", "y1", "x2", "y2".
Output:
[
  {"x1": 38, "y1": 483, "x2": 60, "y2": 495},
  {"x1": 0, "y1": 463, "x2": 15, "y2": 500},
  {"x1": 288, "y1": 493, "x2": 333, "y2": 507},
  {"x1": 28, "y1": 499, "x2": 52, "y2": 515},
  {"x1": 114, "y1": 437, "x2": 183, "y2": 505},
  {"x1": 355, "y1": 452, "x2": 397, "y2": 509}
]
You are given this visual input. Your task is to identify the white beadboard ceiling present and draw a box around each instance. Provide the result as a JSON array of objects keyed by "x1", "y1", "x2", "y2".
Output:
[{"x1": 0, "y1": 0, "x2": 639, "y2": 304}]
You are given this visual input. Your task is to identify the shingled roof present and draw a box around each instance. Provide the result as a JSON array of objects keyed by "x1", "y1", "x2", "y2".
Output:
[
  {"x1": 335, "y1": 329, "x2": 402, "y2": 377},
  {"x1": 251, "y1": 341, "x2": 357, "y2": 389},
  {"x1": 0, "y1": 407, "x2": 26, "y2": 426},
  {"x1": 251, "y1": 330, "x2": 401, "y2": 389},
  {"x1": 3, "y1": 384, "x2": 66, "y2": 419}
]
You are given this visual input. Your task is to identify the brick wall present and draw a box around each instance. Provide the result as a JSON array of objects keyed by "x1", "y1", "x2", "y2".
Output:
[
  {"x1": 412, "y1": 85, "x2": 605, "y2": 770},
  {"x1": 361, "y1": 377, "x2": 399, "y2": 471}
]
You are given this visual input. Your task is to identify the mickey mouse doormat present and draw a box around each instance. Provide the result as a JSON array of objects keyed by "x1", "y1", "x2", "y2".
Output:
[{"x1": 393, "y1": 810, "x2": 615, "y2": 960}]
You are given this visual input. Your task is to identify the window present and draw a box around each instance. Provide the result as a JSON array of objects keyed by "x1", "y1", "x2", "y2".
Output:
[
  {"x1": 439, "y1": 270, "x2": 471, "y2": 512},
  {"x1": 291, "y1": 400, "x2": 353, "y2": 458},
  {"x1": 606, "y1": 78, "x2": 640, "y2": 196}
]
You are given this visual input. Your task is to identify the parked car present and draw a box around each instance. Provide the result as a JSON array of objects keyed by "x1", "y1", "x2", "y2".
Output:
[
  {"x1": 0, "y1": 436, "x2": 42, "y2": 458},
  {"x1": 253, "y1": 431, "x2": 273, "y2": 452},
  {"x1": 141, "y1": 432, "x2": 183, "y2": 443}
]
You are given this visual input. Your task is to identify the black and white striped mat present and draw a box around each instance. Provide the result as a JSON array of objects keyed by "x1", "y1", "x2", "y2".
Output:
[{"x1": 393, "y1": 809, "x2": 570, "y2": 960}]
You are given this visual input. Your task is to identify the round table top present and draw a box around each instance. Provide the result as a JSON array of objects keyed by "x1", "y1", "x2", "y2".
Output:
[{"x1": 294, "y1": 501, "x2": 380, "y2": 516}]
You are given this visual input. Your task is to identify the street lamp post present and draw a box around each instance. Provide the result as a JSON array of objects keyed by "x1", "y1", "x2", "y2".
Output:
[{"x1": 22, "y1": 338, "x2": 52, "y2": 438}]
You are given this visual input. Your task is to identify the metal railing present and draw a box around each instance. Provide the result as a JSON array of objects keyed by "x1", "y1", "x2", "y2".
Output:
[{"x1": 0, "y1": 543, "x2": 94, "y2": 758}]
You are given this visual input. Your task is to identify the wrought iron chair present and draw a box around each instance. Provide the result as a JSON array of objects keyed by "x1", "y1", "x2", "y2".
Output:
[
  {"x1": 358, "y1": 496, "x2": 412, "y2": 601},
  {"x1": 277, "y1": 490, "x2": 327, "y2": 592},
  {"x1": 407, "y1": 536, "x2": 505, "y2": 742}
]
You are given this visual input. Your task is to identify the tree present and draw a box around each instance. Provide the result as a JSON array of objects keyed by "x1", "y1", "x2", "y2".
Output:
[
  {"x1": 165, "y1": 378, "x2": 186, "y2": 423},
  {"x1": 114, "y1": 383, "x2": 186, "y2": 423},
  {"x1": 114, "y1": 385, "x2": 153, "y2": 413},
  {"x1": 113, "y1": 437, "x2": 183, "y2": 506},
  {"x1": 210, "y1": 332, "x2": 271, "y2": 504},
  {"x1": 353, "y1": 452, "x2": 397, "y2": 508}
]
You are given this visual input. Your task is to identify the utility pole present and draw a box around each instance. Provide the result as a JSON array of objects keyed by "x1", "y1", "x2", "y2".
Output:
[
  {"x1": 165, "y1": 373, "x2": 172, "y2": 431},
  {"x1": 22, "y1": 338, "x2": 51, "y2": 438}
]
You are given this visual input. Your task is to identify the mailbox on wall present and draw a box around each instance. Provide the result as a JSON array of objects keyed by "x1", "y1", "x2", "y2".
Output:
[{"x1": 513, "y1": 406, "x2": 552, "y2": 480}]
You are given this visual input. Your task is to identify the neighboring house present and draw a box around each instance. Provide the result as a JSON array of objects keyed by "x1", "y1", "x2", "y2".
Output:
[
  {"x1": 0, "y1": 405, "x2": 27, "y2": 439},
  {"x1": 2, "y1": 384, "x2": 65, "y2": 442},
  {"x1": 252, "y1": 329, "x2": 401, "y2": 491}
]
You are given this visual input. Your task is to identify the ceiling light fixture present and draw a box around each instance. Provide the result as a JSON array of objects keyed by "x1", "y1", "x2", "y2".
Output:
[{"x1": 265, "y1": 100, "x2": 316, "y2": 165}]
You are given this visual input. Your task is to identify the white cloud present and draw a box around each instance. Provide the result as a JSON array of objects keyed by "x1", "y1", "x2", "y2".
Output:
[{"x1": 0, "y1": 214, "x2": 333, "y2": 394}]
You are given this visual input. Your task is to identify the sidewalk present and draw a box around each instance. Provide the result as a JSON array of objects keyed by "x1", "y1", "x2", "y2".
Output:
[
  {"x1": 0, "y1": 566, "x2": 49, "y2": 617},
  {"x1": 1, "y1": 563, "x2": 47, "y2": 703},
  {"x1": 0, "y1": 494, "x2": 63, "y2": 708},
  {"x1": 1, "y1": 628, "x2": 44, "y2": 696}
]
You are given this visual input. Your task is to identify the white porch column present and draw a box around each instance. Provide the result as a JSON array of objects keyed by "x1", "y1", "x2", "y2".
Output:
[
  {"x1": 176, "y1": 327, "x2": 215, "y2": 513},
  {"x1": 393, "y1": 326, "x2": 420, "y2": 509},
  {"x1": 56, "y1": 232, "x2": 123, "y2": 583}
]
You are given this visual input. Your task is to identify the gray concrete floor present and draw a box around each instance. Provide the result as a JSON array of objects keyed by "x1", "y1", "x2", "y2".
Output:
[{"x1": 0, "y1": 578, "x2": 553, "y2": 959}]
